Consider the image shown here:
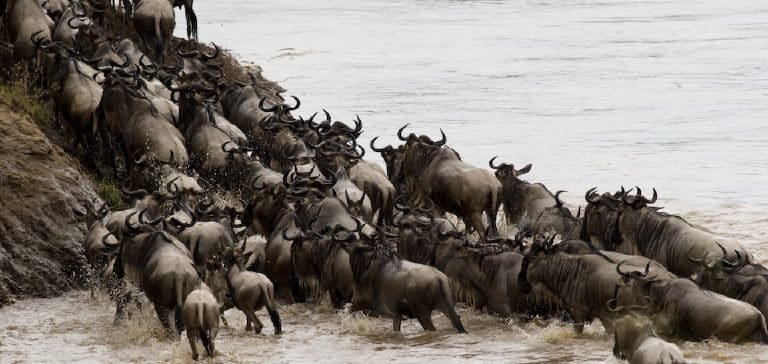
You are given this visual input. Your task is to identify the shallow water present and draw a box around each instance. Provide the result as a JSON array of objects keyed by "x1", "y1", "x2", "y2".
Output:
[
  {"x1": 3, "y1": 290, "x2": 768, "y2": 363},
  {"x1": 3, "y1": 0, "x2": 768, "y2": 362}
]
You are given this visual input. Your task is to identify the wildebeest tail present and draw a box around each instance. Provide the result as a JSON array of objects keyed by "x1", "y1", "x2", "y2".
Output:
[
  {"x1": 265, "y1": 283, "x2": 282, "y2": 334},
  {"x1": 752, "y1": 317, "x2": 768, "y2": 344},
  {"x1": 437, "y1": 277, "x2": 467, "y2": 334}
]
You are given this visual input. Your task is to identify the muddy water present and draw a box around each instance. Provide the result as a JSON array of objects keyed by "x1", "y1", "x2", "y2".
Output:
[
  {"x1": 3, "y1": 0, "x2": 768, "y2": 362},
  {"x1": 2, "y1": 289, "x2": 768, "y2": 363}
]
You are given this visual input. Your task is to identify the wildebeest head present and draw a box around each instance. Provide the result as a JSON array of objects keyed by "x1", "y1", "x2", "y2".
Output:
[
  {"x1": 606, "y1": 286, "x2": 654, "y2": 360},
  {"x1": 621, "y1": 187, "x2": 658, "y2": 210},
  {"x1": 580, "y1": 187, "x2": 626, "y2": 250},
  {"x1": 690, "y1": 242, "x2": 746, "y2": 281},
  {"x1": 258, "y1": 93, "x2": 300, "y2": 123},
  {"x1": 396, "y1": 123, "x2": 447, "y2": 147},
  {"x1": 517, "y1": 234, "x2": 557, "y2": 293},
  {"x1": 527, "y1": 191, "x2": 582, "y2": 239},
  {"x1": 243, "y1": 184, "x2": 289, "y2": 235},
  {"x1": 488, "y1": 157, "x2": 531, "y2": 183},
  {"x1": 612, "y1": 260, "x2": 669, "y2": 310},
  {"x1": 370, "y1": 137, "x2": 405, "y2": 187}
]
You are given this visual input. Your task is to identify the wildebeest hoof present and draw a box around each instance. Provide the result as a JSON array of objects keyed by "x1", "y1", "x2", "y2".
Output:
[{"x1": 192, "y1": 353, "x2": 199, "y2": 361}]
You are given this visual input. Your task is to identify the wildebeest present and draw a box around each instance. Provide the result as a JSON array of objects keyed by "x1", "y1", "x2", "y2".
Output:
[
  {"x1": 348, "y1": 159, "x2": 396, "y2": 226},
  {"x1": 5, "y1": 0, "x2": 54, "y2": 60},
  {"x1": 489, "y1": 158, "x2": 581, "y2": 234},
  {"x1": 616, "y1": 262, "x2": 768, "y2": 343},
  {"x1": 182, "y1": 283, "x2": 219, "y2": 361},
  {"x1": 132, "y1": 0, "x2": 174, "y2": 62},
  {"x1": 608, "y1": 296, "x2": 686, "y2": 364},
  {"x1": 170, "y1": 0, "x2": 197, "y2": 41},
  {"x1": 524, "y1": 190, "x2": 582, "y2": 239},
  {"x1": 518, "y1": 236, "x2": 674, "y2": 333},
  {"x1": 286, "y1": 223, "x2": 358, "y2": 308},
  {"x1": 241, "y1": 184, "x2": 303, "y2": 302},
  {"x1": 99, "y1": 69, "x2": 189, "y2": 173},
  {"x1": 47, "y1": 43, "x2": 104, "y2": 160},
  {"x1": 390, "y1": 126, "x2": 502, "y2": 241},
  {"x1": 109, "y1": 224, "x2": 199, "y2": 334},
  {"x1": 77, "y1": 200, "x2": 118, "y2": 298},
  {"x1": 692, "y1": 247, "x2": 768, "y2": 322},
  {"x1": 342, "y1": 237, "x2": 467, "y2": 333},
  {"x1": 207, "y1": 248, "x2": 282, "y2": 334},
  {"x1": 583, "y1": 187, "x2": 754, "y2": 277},
  {"x1": 438, "y1": 239, "x2": 559, "y2": 317}
]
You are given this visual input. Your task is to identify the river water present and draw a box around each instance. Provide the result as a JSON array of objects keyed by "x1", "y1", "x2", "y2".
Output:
[{"x1": 2, "y1": 0, "x2": 768, "y2": 362}]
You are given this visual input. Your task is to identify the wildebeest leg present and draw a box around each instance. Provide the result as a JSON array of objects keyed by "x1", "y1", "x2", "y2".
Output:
[
  {"x1": 187, "y1": 329, "x2": 199, "y2": 360},
  {"x1": 329, "y1": 290, "x2": 346, "y2": 309},
  {"x1": 174, "y1": 306, "x2": 185, "y2": 337},
  {"x1": 244, "y1": 310, "x2": 252, "y2": 331},
  {"x1": 251, "y1": 312, "x2": 264, "y2": 334},
  {"x1": 153, "y1": 305, "x2": 173, "y2": 334},
  {"x1": 267, "y1": 307, "x2": 282, "y2": 334},
  {"x1": 392, "y1": 315, "x2": 402, "y2": 332},
  {"x1": 290, "y1": 271, "x2": 306, "y2": 303},
  {"x1": 121, "y1": 0, "x2": 133, "y2": 21},
  {"x1": 469, "y1": 212, "x2": 486, "y2": 241},
  {"x1": 486, "y1": 201, "x2": 500, "y2": 238},
  {"x1": 199, "y1": 329, "x2": 212, "y2": 357},
  {"x1": 437, "y1": 290, "x2": 467, "y2": 333},
  {"x1": 219, "y1": 306, "x2": 229, "y2": 326},
  {"x1": 413, "y1": 307, "x2": 436, "y2": 331},
  {"x1": 219, "y1": 300, "x2": 233, "y2": 326}
]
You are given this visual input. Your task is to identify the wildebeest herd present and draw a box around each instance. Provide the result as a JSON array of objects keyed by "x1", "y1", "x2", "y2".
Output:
[{"x1": 3, "y1": 1, "x2": 767, "y2": 363}]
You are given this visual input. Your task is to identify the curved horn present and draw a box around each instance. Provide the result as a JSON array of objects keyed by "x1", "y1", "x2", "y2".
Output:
[
  {"x1": 252, "y1": 175, "x2": 267, "y2": 190},
  {"x1": 203, "y1": 43, "x2": 220, "y2": 60},
  {"x1": 139, "y1": 208, "x2": 163, "y2": 226},
  {"x1": 370, "y1": 137, "x2": 389, "y2": 153},
  {"x1": 648, "y1": 188, "x2": 658, "y2": 204},
  {"x1": 397, "y1": 123, "x2": 410, "y2": 141},
  {"x1": 489, "y1": 156, "x2": 502, "y2": 169},
  {"x1": 120, "y1": 179, "x2": 148, "y2": 198},
  {"x1": 258, "y1": 97, "x2": 278, "y2": 113},
  {"x1": 124, "y1": 211, "x2": 140, "y2": 234},
  {"x1": 165, "y1": 176, "x2": 181, "y2": 198},
  {"x1": 553, "y1": 191, "x2": 566, "y2": 208},
  {"x1": 585, "y1": 187, "x2": 600, "y2": 204},
  {"x1": 434, "y1": 129, "x2": 447, "y2": 146},
  {"x1": 616, "y1": 260, "x2": 630, "y2": 278},
  {"x1": 101, "y1": 232, "x2": 119, "y2": 248},
  {"x1": 287, "y1": 96, "x2": 301, "y2": 111},
  {"x1": 352, "y1": 115, "x2": 363, "y2": 136},
  {"x1": 687, "y1": 246, "x2": 709, "y2": 265}
]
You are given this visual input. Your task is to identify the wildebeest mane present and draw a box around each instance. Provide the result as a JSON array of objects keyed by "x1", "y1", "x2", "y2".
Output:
[{"x1": 530, "y1": 253, "x2": 615, "y2": 310}]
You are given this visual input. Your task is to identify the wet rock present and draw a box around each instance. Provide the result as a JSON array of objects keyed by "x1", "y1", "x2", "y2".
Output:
[{"x1": 0, "y1": 96, "x2": 100, "y2": 306}]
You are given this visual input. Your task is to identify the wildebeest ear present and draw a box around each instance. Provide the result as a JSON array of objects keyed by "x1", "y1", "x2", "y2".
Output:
[{"x1": 516, "y1": 164, "x2": 532, "y2": 176}]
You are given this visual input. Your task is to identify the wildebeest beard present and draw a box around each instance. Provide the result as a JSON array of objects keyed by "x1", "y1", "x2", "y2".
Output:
[
  {"x1": 308, "y1": 238, "x2": 346, "y2": 281},
  {"x1": 583, "y1": 204, "x2": 623, "y2": 250}
]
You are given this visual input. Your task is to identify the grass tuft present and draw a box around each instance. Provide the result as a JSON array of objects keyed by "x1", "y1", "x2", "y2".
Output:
[
  {"x1": 0, "y1": 75, "x2": 54, "y2": 129},
  {"x1": 95, "y1": 178, "x2": 126, "y2": 210}
]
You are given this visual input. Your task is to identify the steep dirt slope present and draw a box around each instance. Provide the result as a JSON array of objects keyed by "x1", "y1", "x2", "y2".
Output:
[{"x1": 0, "y1": 95, "x2": 99, "y2": 306}]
